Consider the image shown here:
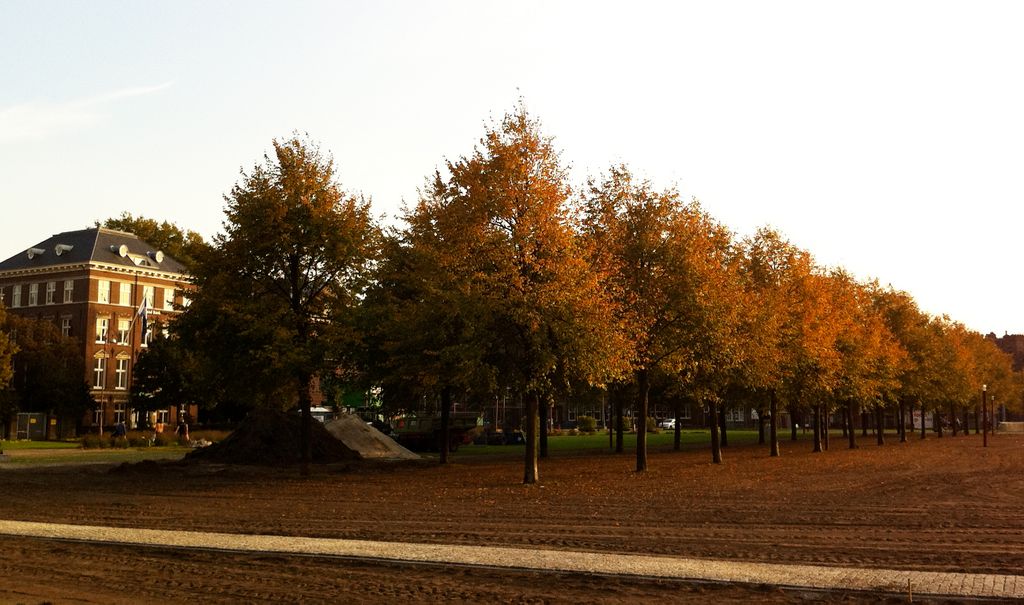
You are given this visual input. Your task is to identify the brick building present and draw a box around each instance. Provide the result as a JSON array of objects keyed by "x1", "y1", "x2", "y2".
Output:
[{"x1": 0, "y1": 227, "x2": 193, "y2": 434}]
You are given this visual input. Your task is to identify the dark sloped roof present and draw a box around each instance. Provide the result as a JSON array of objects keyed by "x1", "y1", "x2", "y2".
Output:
[{"x1": 0, "y1": 227, "x2": 188, "y2": 275}]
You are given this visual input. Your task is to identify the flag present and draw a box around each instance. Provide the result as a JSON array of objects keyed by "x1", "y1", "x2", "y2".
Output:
[{"x1": 136, "y1": 297, "x2": 148, "y2": 341}]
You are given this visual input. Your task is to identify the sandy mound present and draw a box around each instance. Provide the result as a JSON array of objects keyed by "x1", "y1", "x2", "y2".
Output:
[
  {"x1": 325, "y1": 414, "x2": 420, "y2": 460},
  {"x1": 187, "y1": 408, "x2": 358, "y2": 466}
]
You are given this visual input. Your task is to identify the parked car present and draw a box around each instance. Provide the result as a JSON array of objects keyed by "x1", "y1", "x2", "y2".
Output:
[{"x1": 658, "y1": 418, "x2": 676, "y2": 430}]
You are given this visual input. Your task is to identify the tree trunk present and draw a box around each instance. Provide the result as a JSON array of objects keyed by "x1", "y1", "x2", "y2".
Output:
[
  {"x1": 950, "y1": 402, "x2": 957, "y2": 436},
  {"x1": 935, "y1": 411, "x2": 943, "y2": 438},
  {"x1": 439, "y1": 385, "x2": 452, "y2": 465},
  {"x1": 636, "y1": 369, "x2": 649, "y2": 472},
  {"x1": 812, "y1": 404, "x2": 822, "y2": 453},
  {"x1": 875, "y1": 406, "x2": 884, "y2": 446},
  {"x1": 898, "y1": 399, "x2": 907, "y2": 443},
  {"x1": 841, "y1": 404, "x2": 848, "y2": 439},
  {"x1": 847, "y1": 400, "x2": 857, "y2": 449},
  {"x1": 974, "y1": 407, "x2": 980, "y2": 435},
  {"x1": 539, "y1": 395, "x2": 549, "y2": 459},
  {"x1": 298, "y1": 370, "x2": 313, "y2": 477},
  {"x1": 963, "y1": 407, "x2": 970, "y2": 434},
  {"x1": 790, "y1": 406, "x2": 798, "y2": 441},
  {"x1": 673, "y1": 399, "x2": 682, "y2": 451},
  {"x1": 757, "y1": 406, "x2": 765, "y2": 445},
  {"x1": 920, "y1": 403, "x2": 926, "y2": 439},
  {"x1": 861, "y1": 410, "x2": 869, "y2": 437},
  {"x1": 719, "y1": 406, "x2": 729, "y2": 448},
  {"x1": 709, "y1": 399, "x2": 722, "y2": 464},
  {"x1": 769, "y1": 390, "x2": 779, "y2": 457},
  {"x1": 523, "y1": 393, "x2": 539, "y2": 484},
  {"x1": 614, "y1": 395, "x2": 624, "y2": 453},
  {"x1": 823, "y1": 407, "x2": 830, "y2": 451}
]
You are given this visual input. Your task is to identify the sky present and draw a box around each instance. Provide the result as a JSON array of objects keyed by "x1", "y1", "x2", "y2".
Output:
[{"x1": 2, "y1": 1, "x2": 1022, "y2": 334}]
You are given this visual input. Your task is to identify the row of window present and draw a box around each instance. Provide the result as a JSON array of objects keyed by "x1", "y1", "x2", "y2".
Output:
[
  {"x1": 2, "y1": 280, "x2": 74, "y2": 307},
  {"x1": 95, "y1": 316, "x2": 156, "y2": 345},
  {"x1": 93, "y1": 406, "x2": 169, "y2": 425},
  {"x1": 96, "y1": 280, "x2": 175, "y2": 310},
  {"x1": 93, "y1": 356, "x2": 130, "y2": 390},
  {"x1": 1, "y1": 279, "x2": 180, "y2": 309}
]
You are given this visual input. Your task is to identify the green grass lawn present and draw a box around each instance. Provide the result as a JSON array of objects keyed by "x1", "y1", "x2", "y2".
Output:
[
  {"x1": 455, "y1": 429, "x2": 764, "y2": 457},
  {"x1": 0, "y1": 439, "x2": 81, "y2": 450},
  {"x1": 0, "y1": 443, "x2": 191, "y2": 466}
]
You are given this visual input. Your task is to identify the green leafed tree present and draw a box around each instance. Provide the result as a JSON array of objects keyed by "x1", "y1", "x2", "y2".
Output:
[
  {"x1": 1, "y1": 315, "x2": 93, "y2": 437},
  {"x1": 180, "y1": 135, "x2": 379, "y2": 474},
  {"x1": 390, "y1": 105, "x2": 624, "y2": 482},
  {"x1": 579, "y1": 166, "x2": 742, "y2": 468},
  {"x1": 97, "y1": 213, "x2": 209, "y2": 271}
]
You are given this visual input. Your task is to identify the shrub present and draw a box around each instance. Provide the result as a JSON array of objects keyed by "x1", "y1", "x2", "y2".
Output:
[
  {"x1": 646, "y1": 416, "x2": 659, "y2": 433},
  {"x1": 576, "y1": 415, "x2": 597, "y2": 433},
  {"x1": 81, "y1": 434, "x2": 112, "y2": 449},
  {"x1": 153, "y1": 432, "x2": 177, "y2": 447}
]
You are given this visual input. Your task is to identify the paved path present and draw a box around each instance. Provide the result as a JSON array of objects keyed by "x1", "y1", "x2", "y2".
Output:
[{"x1": 1, "y1": 519, "x2": 1020, "y2": 600}]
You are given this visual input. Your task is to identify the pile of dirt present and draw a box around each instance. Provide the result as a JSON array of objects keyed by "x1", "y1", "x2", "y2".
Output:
[
  {"x1": 186, "y1": 408, "x2": 358, "y2": 466},
  {"x1": 325, "y1": 414, "x2": 420, "y2": 460}
]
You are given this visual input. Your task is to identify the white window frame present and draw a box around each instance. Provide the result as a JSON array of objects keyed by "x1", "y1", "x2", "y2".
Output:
[
  {"x1": 115, "y1": 358, "x2": 129, "y2": 390},
  {"x1": 143, "y1": 285, "x2": 155, "y2": 308},
  {"x1": 142, "y1": 322, "x2": 155, "y2": 347},
  {"x1": 113, "y1": 402, "x2": 126, "y2": 423},
  {"x1": 97, "y1": 280, "x2": 110, "y2": 304},
  {"x1": 117, "y1": 319, "x2": 130, "y2": 345},
  {"x1": 163, "y1": 288, "x2": 174, "y2": 310},
  {"x1": 120, "y1": 282, "x2": 132, "y2": 306},
  {"x1": 64, "y1": 280, "x2": 74, "y2": 303},
  {"x1": 680, "y1": 404, "x2": 692, "y2": 420},
  {"x1": 93, "y1": 357, "x2": 106, "y2": 389},
  {"x1": 45, "y1": 281, "x2": 56, "y2": 304},
  {"x1": 28, "y1": 283, "x2": 38, "y2": 306},
  {"x1": 95, "y1": 318, "x2": 109, "y2": 343},
  {"x1": 61, "y1": 317, "x2": 72, "y2": 337},
  {"x1": 11, "y1": 285, "x2": 19, "y2": 308},
  {"x1": 94, "y1": 406, "x2": 103, "y2": 425}
]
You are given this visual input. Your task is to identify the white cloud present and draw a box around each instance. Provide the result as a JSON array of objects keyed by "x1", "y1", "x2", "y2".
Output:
[{"x1": 0, "y1": 82, "x2": 172, "y2": 143}]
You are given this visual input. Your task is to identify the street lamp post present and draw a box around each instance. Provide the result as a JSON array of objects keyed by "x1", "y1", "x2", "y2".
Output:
[
  {"x1": 982, "y1": 384, "x2": 988, "y2": 448},
  {"x1": 991, "y1": 395, "x2": 996, "y2": 439}
]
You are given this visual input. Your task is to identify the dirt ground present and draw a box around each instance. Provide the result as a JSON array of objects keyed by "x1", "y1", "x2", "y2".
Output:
[{"x1": 0, "y1": 433, "x2": 1021, "y2": 604}]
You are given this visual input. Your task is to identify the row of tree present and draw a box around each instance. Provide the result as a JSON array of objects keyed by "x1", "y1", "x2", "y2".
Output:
[{"x1": 4, "y1": 104, "x2": 1012, "y2": 480}]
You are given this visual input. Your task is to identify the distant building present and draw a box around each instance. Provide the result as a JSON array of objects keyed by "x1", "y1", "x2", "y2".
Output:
[
  {"x1": 0, "y1": 227, "x2": 194, "y2": 434},
  {"x1": 987, "y1": 332, "x2": 1024, "y2": 372}
]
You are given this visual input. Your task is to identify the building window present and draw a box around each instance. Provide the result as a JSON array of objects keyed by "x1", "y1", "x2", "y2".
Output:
[
  {"x1": 64, "y1": 280, "x2": 74, "y2": 303},
  {"x1": 95, "y1": 318, "x2": 109, "y2": 343},
  {"x1": 142, "y1": 322, "x2": 155, "y2": 347},
  {"x1": 163, "y1": 288, "x2": 174, "y2": 310},
  {"x1": 28, "y1": 283, "x2": 38, "y2": 306},
  {"x1": 94, "y1": 406, "x2": 103, "y2": 425},
  {"x1": 61, "y1": 317, "x2": 72, "y2": 337},
  {"x1": 143, "y1": 285, "x2": 155, "y2": 308},
  {"x1": 120, "y1": 282, "x2": 132, "y2": 306},
  {"x1": 98, "y1": 280, "x2": 110, "y2": 304},
  {"x1": 93, "y1": 357, "x2": 106, "y2": 389},
  {"x1": 114, "y1": 402, "x2": 126, "y2": 423},
  {"x1": 726, "y1": 409, "x2": 745, "y2": 423},
  {"x1": 156, "y1": 409, "x2": 169, "y2": 425},
  {"x1": 680, "y1": 404, "x2": 692, "y2": 420},
  {"x1": 115, "y1": 358, "x2": 129, "y2": 390},
  {"x1": 45, "y1": 281, "x2": 56, "y2": 304},
  {"x1": 11, "y1": 285, "x2": 20, "y2": 308},
  {"x1": 117, "y1": 319, "x2": 130, "y2": 344},
  {"x1": 0, "y1": 288, "x2": 4, "y2": 306}
]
